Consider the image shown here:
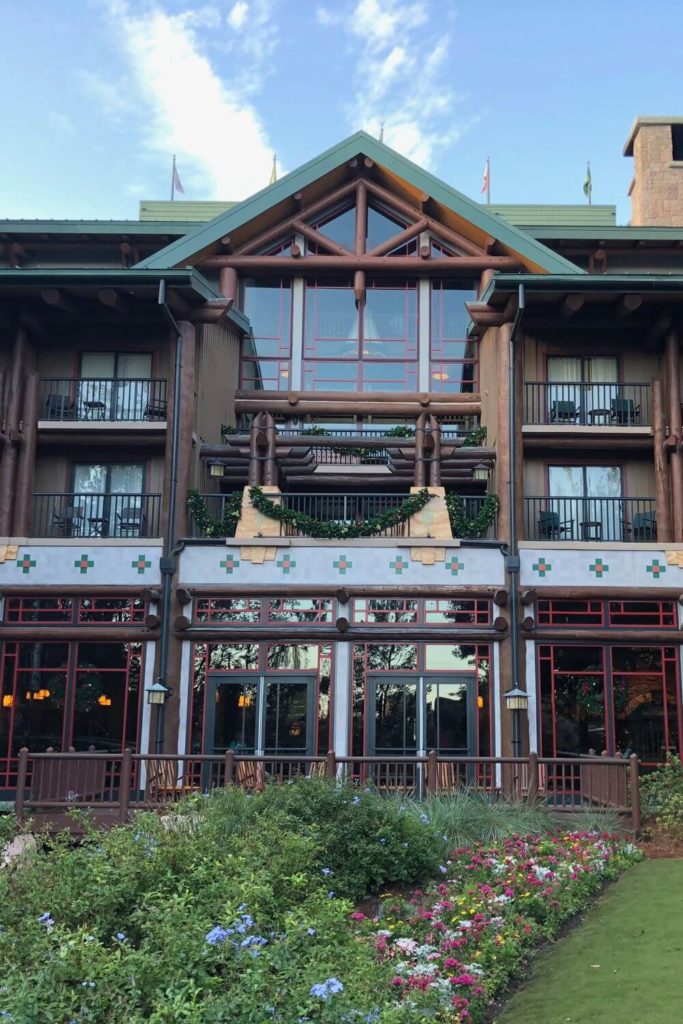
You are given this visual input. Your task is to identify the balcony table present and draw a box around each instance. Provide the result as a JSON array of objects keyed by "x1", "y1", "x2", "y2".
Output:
[
  {"x1": 83, "y1": 400, "x2": 107, "y2": 420},
  {"x1": 88, "y1": 517, "x2": 110, "y2": 537},
  {"x1": 580, "y1": 520, "x2": 603, "y2": 541},
  {"x1": 587, "y1": 408, "x2": 611, "y2": 425}
]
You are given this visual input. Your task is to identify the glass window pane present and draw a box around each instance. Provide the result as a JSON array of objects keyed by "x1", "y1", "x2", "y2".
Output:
[
  {"x1": 214, "y1": 681, "x2": 257, "y2": 753},
  {"x1": 426, "y1": 680, "x2": 468, "y2": 753},
  {"x1": 208, "y1": 643, "x2": 260, "y2": 671},
  {"x1": 315, "y1": 208, "x2": 356, "y2": 251},
  {"x1": 267, "y1": 644, "x2": 320, "y2": 671},
  {"x1": 305, "y1": 286, "x2": 358, "y2": 347}
]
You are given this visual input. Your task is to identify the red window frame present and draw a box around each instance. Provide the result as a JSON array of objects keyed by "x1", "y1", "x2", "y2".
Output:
[
  {"x1": 240, "y1": 279, "x2": 292, "y2": 391},
  {"x1": 536, "y1": 599, "x2": 677, "y2": 629},
  {"x1": 193, "y1": 596, "x2": 335, "y2": 625},
  {"x1": 430, "y1": 280, "x2": 479, "y2": 393},
  {"x1": 352, "y1": 597, "x2": 491, "y2": 625},
  {"x1": 4, "y1": 595, "x2": 145, "y2": 625}
]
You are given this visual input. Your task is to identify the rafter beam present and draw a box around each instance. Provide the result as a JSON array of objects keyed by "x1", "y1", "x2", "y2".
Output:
[
  {"x1": 366, "y1": 217, "x2": 428, "y2": 257},
  {"x1": 202, "y1": 254, "x2": 520, "y2": 273},
  {"x1": 560, "y1": 294, "x2": 584, "y2": 319},
  {"x1": 290, "y1": 218, "x2": 353, "y2": 256},
  {"x1": 41, "y1": 288, "x2": 77, "y2": 312},
  {"x1": 98, "y1": 288, "x2": 129, "y2": 312},
  {"x1": 424, "y1": 217, "x2": 487, "y2": 257},
  {"x1": 615, "y1": 294, "x2": 643, "y2": 319}
]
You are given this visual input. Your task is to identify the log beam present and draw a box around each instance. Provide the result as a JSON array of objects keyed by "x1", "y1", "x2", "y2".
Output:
[
  {"x1": 560, "y1": 294, "x2": 584, "y2": 319},
  {"x1": 12, "y1": 370, "x2": 39, "y2": 536},
  {"x1": 355, "y1": 181, "x2": 367, "y2": 256},
  {"x1": 40, "y1": 289, "x2": 77, "y2": 312},
  {"x1": 98, "y1": 288, "x2": 128, "y2": 312},
  {"x1": 291, "y1": 218, "x2": 353, "y2": 257},
  {"x1": 423, "y1": 216, "x2": 486, "y2": 257},
  {"x1": 615, "y1": 294, "x2": 643, "y2": 319},
  {"x1": 201, "y1": 255, "x2": 520, "y2": 273},
  {"x1": 366, "y1": 218, "x2": 428, "y2": 257},
  {"x1": 0, "y1": 326, "x2": 27, "y2": 534},
  {"x1": 665, "y1": 330, "x2": 683, "y2": 540},
  {"x1": 653, "y1": 377, "x2": 672, "y2": 542}
]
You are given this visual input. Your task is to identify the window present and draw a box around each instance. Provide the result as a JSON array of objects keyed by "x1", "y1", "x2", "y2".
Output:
[
  {"x1": 79, "y1": 352, "x2": 154, "y2": 421},
  {"x1": 537, "y1": 600, "x2": 605, "y2": 626},
  {"x1": 308, "y1": 201, "x2": 413, "y2": 255},
  {"x1": 672, "y1": 124, "x2": 683, "y2": 161},
  {"x1": 546, "y1": 356, "x2": 618, "y2": 424},
  {"x1": 4, "y1": 595, "x2": 145, "y2": 625},
  {"x1": 193, "y1": 596, "x2": 334, "y2": 625},
  {"x1": 431, "y1": 282, "x2": 479, "y2": 392},
  {"x1": 547, "y1": 465, "x2": 623, "y2": 541},
  {"x1": 352, "y1": 598, "x2": 491, "y2": 625},
  {"x1": 537, "y1": 599, "x2": 677, "y2": 629},
  {"x1": 71, "y1": 463, "x2": 146, "y2": 538},
  {"x1": 303, "y1": 281, "x2": 417, "y2": 392},
  {"x1": 241, "y1": 280, "x2": 292, "y2": 391}
]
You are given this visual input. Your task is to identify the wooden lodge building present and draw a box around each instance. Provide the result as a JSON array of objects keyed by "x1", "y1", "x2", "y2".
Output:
[{"x1": 3, "y1": 116, "x2": 683, "y2": 797}]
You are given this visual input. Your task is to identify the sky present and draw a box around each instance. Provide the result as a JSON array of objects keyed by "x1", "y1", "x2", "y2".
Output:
[{"x1": 1, "y1": 0, "x2": 681, "y2": 224}]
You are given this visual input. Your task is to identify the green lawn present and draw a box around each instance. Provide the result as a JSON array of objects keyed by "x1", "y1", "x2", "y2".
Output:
[{"x1": 495, "y1": 859, "x2": 683, "y2": 1024}]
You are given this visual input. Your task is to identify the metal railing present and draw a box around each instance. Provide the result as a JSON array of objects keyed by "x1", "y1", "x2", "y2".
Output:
[
  {"x1": 40, "y1": 378, "x2": 168, "y2": 422},
  {"x1": 453, "y1": 495, "x2": 498, "y2": 538},
  {"x1": 32, "y1": 492, "x2": 162, "y2": 538},
  {"x1": 524, "y1": 496, "x2": 657, "y2": 542},
  {"x1": 278, "y1": 492, "x2": 414, "y2": 537},
  {"x1": 13, "y1": 749, "x2": 640, "y2": 832},
  {"x1": 241, "y1": 421, "x2": 481, "y2": 442},
  {"x1": 524, "y1": 381, "x2": 651, "y2": 426},
  {"x1": 307, "y1": 443, "x2": 391, "y2": 466}
]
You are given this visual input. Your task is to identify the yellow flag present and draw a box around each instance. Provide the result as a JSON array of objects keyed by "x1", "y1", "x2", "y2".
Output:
[{"x1": 269, "y1": 154, "x2": 277, "y2": 185}]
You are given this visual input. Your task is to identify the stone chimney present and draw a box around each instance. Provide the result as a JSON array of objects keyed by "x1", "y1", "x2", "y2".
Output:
[{"x1": 624, "y1": 117, "x2": 683, "y2": 226}]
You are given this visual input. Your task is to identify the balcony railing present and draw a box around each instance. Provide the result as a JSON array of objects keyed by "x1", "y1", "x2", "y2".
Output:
[
  {"x1": 278, "y1": 493, "x2": 414, "y2": 536},
  {"x1": 32, "y1": 492, "x2": 162, "y2": 538},
  {"x1": 524, "y1": 382, "x2": 651, "y2": 426},
  {"x1": 40, "y1": 378, "x2": 168, "y2": 423},
  {"x1": 251, "y1": 421, "x2": 480, "y2": 442},
  {"x1": 525, "y1": 496, "x2": 657, "y2": 542}
]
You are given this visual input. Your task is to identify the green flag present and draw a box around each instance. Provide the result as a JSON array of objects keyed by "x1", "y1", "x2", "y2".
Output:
[{"x1": 583, "y1": 161, "x2": 592, "y2": 203}]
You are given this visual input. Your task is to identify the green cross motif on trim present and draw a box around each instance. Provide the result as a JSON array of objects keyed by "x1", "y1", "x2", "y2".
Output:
[
  {"x1": 390, "y1": 555, "x2": 409, "y2": 575},
  {"x1": 589, "y1": 558, "x2": 609, "y2": 577},
  {"x1": 445, "y1": 556, "x2": 464, "y2": 576},
  {"x1": 74, "y1": 554, "x2": 94, "y2": 575},
  {"x1": 132, "y1": 554, "x2": 152, "y2": 575},
  {"x1": 646, "y1": 559, "x2": 666, "y2": 579},
  {"x1": 276, "y1": 554, "x2": 297, "y2": 575},
  {"x1": 220, "y1": 553, "x2": 240, "y2": 574},
  {"x1": 333, "y1": 555, "x2": 353, "y2": 575},
  {"x1": 16, "y1": 553, "x2": 36, "y2": 575},
  {"x1": 532, "y1": 558, "x2": 552, "y2": 578}
]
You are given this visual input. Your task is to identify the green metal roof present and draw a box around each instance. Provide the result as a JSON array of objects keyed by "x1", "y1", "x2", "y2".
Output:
[
  {"x1": 136, "y1": 132, "x2": 583, "y2": 276},
  {"x1": 488, "y1": 204, "x2": 616, "y2": 227},
  {"x1": 0, "y1": 268, "x2": 250, "y2": 332},
  {"x1": 139, "y1": 201, "x2": 236, "y2": 223},
  {"x1": 480, "y1": 272, "x2": 683, "y2": 304},
  {"x1": 0, "y1": 220, "x2": 196, "y2": 236},
  {"x1": 525, "y1": 225, "x2": 683, "y2": 242}
]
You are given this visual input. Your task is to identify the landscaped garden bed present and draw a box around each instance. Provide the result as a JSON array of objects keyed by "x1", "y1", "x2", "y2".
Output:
[{"x1": 0, "y1": 782, "x2": 641, "y2": 1023}]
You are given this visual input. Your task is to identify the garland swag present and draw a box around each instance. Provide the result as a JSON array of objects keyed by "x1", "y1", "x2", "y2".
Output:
[
  {"x1": 249, "y1": 486, "x2": 433, "y2": 539},
  {"x1": 187, "y1": 490, "x2": 242, "y2": 537},
  {"x1": 445, "y1": 492, "x2": 499, "y2": 539}
]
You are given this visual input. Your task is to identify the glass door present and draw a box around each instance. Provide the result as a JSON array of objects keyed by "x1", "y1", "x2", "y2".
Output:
[
  {"x1": 368, "y1": 676, "x2": 418, "y2": 756},
  {"x1": 114, "y1": 353, "x2": 153, "y2": 421},
  {"x1": 264, "y1": 675, "x2": 316, "y2": 755},
  {"x1": 204, "y1": 677, "x2": 258, "y2": 755},
  {"x1": 547, "y1": 357, "x2": 581, "y2": 423},
  {"x1": 425, "y1": 675, "x2": 477, "y2": 755},
  {"x1": 548, "y1": 465, "x2": 623, "y2": 541},
  {"x1": 72, "y1": 463, "x2": 144, "y2": 537},
  {"x1": 79, "y1": 352, "x2": 115, "y2": 420}
]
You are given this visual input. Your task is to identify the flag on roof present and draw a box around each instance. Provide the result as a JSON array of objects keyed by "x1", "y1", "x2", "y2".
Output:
[
  {"x1": 269, "y1": 155, "x2": 278, "y2": 185},
  {"x1": 481, "y1": 158, "x2": 490, "y2": 203},
  {"x1": 583, "y1": 161, "x2": 592, "y2": 203},
  {"x1": 171, "y1": 156, "x2": 185, "y2": 200}
]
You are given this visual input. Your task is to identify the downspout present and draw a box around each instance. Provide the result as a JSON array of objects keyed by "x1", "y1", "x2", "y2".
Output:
[
  {"x1": 155, "y1": 279, "x2": 184, "y2": 752},
  {"x1": 508, "y1": 283, "x2": 525, "y2": 695}
]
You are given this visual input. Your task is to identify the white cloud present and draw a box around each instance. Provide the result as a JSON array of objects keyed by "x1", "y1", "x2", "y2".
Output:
[
  {"x1": 48, "y1": 111, "x2": 77, "y2": 137},
  {"x1": 96, "y1": 1, "x2": 278, "y2": 199},
  {"x1": 319, "y1": 0, "x2": 468, "y2": 168},
  {"x1": 227, "y1": 1, "x2": 249, "y2": 29}
]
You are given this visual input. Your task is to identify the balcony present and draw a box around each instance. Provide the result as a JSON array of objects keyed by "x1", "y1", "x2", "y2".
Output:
[
  {"x1": 32, "y1": 493, "x2": 162, "y2": 538},
  {"x1": 523, "y1": 382, "x2": 652, "y2": 427},
  {"x1": 189, "y1": 492, "x2": 497, "y2": 539},
  {"x1": 40, "y1": 379, "x2": 168, "y2": 423},
  {"x1": 524, "y1": 496, "x2": 657, "y2": 542}
]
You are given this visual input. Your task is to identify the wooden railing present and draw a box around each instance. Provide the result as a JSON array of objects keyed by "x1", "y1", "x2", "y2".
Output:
[{"x1": 14, "y1": 749, "x2": 641, "y2": 831}]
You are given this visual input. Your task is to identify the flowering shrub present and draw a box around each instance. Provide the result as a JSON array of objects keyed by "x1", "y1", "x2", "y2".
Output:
[
  {"x1": 356, "y1": 832, "x2": 642, "y2": 1022},
  {"x1": 0, "y1": 782, "x2": 640, "y2": 1022},
  {"x1": 640, "y1": 753, "x2": 683, "y2": 837}
]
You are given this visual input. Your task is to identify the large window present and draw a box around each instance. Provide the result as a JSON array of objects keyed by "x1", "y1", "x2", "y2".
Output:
[
  {"x1": 241, "y1": 280, "x2": 292, "y2": 390},
  {"x1": 303, "y1": 281, "x2": 417, "y2": 391},
  {"x1": 193, "y1": 597, "x2": 335, "y2": 625},
  {"x1": 4, "y1": 595, "x2": 145, "y2": 625},
  {"x1": 537, "y1": 599, "x2": 677, "y2": 629},
  {"x1": 538, "y1": 644, "x2": 681, "y2": 765},
  {"x1": 0, "y1": 640, "x2": 142, "y2": 787},
  {"x1": 431, "y1": 281, "x2": 479, "y2": 393}
]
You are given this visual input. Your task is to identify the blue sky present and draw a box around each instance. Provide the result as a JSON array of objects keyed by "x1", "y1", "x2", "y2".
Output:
[{"x1": 0, "y1": 0, "x2": 680, "y2": 223}]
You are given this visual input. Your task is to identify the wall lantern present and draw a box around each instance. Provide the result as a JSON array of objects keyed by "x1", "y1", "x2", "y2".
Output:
[
  {"x1": 504, "y1": 687, "x2": 529, "y2": 711},
  {"x1": 146, "y1": 681, "x2": 171, "y2": 706},
  {"x1": 473, "y1": 463, "x2": 489, "y2": 483},
  {"x1": 2, "y1": 694, "x2": 13, "y2": 708},
  {"x1": 209, "y1": 463, "x2": 225, "y2": 478},
  {"x1": 98, "y1": 695, "x2": 112, "y2": 707}
]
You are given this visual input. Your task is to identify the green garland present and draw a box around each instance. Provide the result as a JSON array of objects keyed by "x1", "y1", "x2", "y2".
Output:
[
  {"x1": 445, "y1": 492, "x2": 499, "y2": 539},
  {"x1": 249, "y1": 486, "x2": 433, "y2": 539},
  {"x1": 462, "y1": 425, "x2": 488, "y2": 447},
  {"x1": 187, "y1": 490, "x2": 242, "y2": 537}
]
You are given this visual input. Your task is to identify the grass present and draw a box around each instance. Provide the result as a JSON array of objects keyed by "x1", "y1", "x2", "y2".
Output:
[{"x1": 494, "y1": 858, "x2": 683, "y2": 1024}]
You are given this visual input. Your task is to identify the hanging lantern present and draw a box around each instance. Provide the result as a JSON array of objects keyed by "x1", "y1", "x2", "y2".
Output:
[
  {"x1": 98, "y1": 695, "x2": 112, "y2": 707},
  {"x1": 2, "y1": 694, "x2": 13, "y2": 708}
]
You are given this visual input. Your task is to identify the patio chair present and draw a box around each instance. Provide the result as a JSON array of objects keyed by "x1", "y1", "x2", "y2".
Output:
[
  {"x1": 537, "y1": 511, "x2": 573, "y2": 540},
  {"x1": 116, "y1": 506, "x2": 145, "y2": 537},
  {"x1": 43, "y1": 393, "x2": 75, "y2": 420},
  {"x1": 235, "y1": 759, "x2": 266, "y2": 791},
  {"x1": 623, "y1": 511, "x2": 657, "y2": 542},
  {"x1": 51, "y1": 504, "x2": 85, "y2": 537},
  {"x1": 144, "y1": 400, "x2": 168, "y2": 420},
  {"x1": 550, "y1": 399, "x2": 580, "y2": 424},
  {"x1": 610, "y1": 397, "x2": 640, "y2": 425},
  {"x1": 145, "y1": 759, "x2": 197, "y2": 804}
]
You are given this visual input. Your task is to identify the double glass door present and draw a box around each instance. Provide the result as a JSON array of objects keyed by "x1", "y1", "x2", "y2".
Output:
[
  {"x1": 79, "y1": 352, "x2": 152, "y2": 421},
  {"x1": 71, "y1": 463, "x2": 145, "y2": 538},
  {"x1": 367, "y1": 674, "x2": 477, "y2": 756},
  {"x1": 205, "y1": 674, "x2": 316, "y2": 756},
  {"x1": 548, "y1": 465, "x2": 623, "y2": 541},
  {"x1": 547, "y1": 356, "x2": 617, "y2": 424}
]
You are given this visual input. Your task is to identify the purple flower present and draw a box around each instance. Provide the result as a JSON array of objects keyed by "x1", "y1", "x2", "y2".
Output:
[
  {"x1": 307, "y1": 927, "x2": 317, "y2": 936},
  {"x1": 310, "y1": 978, "x2": 344, "y2": 1000},
  {"x1": 38, "y1": 913, "x2": 54, "y2": 928},
  {"x1": 321, "y1": 867, "x2": 332, "y2": 877},
  {"x1": 327, "y1": 891, "x2": 335, "y2": 898},
  {"x1": 205, "y1": 925, "x2": 234, "y2": 945}
]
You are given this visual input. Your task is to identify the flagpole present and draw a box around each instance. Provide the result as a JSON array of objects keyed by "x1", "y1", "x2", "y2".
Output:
[{"x1": 171, "y1": 155, "x2": 176, "y2": 202}]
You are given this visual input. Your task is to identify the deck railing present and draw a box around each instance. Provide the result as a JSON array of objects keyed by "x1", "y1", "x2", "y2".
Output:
[
  {"x1": 13, "y1": 749, "x2": 641, "y2": 832},
  {"x1": 524, "y1": 496, "x2": 657, "y2": 542},
  {"x1": 40, "y1": 378, "x2": 168, "y2": 423},
  {"x1": 32, "y1": 492, "x2": 162, "y2": 538},
  {"x1": 524, "y1": 381, "x2": 652, "y2": 426}
]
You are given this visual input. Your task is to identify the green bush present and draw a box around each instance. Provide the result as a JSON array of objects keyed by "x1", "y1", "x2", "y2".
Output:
[{"x1": 640, "y1": 753, "x2": 683, "y2": 836}]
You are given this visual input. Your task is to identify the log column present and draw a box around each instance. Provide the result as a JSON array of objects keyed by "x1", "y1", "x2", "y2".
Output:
[
  {"x1": 12, "y1": 370, "x2": 39, "y2": 536},
  {"x1": 428, "y1": 414, "x2": 441, "y2": 487},
  {"x1": 496, "y1": 323, "x2": 512, "y2": 541},
  {"x1": 653, "y1": 377, "x2": 673, "y2": 542},
  {"x1": 0, "y1": 327, "x2": 27, "y2": 535},
  {"x1": 665, "y1": 330, "x2": 683, "y2": 540},
  {"x1": 161, "y1": 321, "x2": 196, "y2": 541},
  {"x1": 262, "y1": 411, "x2": 278, "y2": 486},
  {"x1": 414, "y1": 412, "x2": 427, "y2": 486},
  {"x1": 248, "y1": 411, "x2": 265, "y2": 486},
  {"x1": 219, "y1": 267, "x2": 238, "y2": 303}
]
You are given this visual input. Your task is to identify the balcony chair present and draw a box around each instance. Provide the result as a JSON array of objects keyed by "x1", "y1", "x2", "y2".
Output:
[
  {"x1": 623, "y1": 511, "x2": 657, "y2": 542},
  {"x1": 537, "y1": 510, "x2": 573, "y2": 540},
  {"x1": 51, "y1": 504, "x2": 85, "y2": 537},
  {"x1": 234, "y1": 759, "x2": 266, "y2": 791},
  {"x1": 145, "y1": 759, "x2": 197, "y2": 804},
  {"x1": 550, "y1": 399, "x2": 580, "y2": 424},
  {"x1": 144, "y1": 400, "x2": 168, "y2": 420},
  {"x1": 43, "y1": 394, "x2": 76, "y2": 420},
  {"x1": 115, "y1": 506, "x2": 146, "y2": 537},
  {"x1": 610, "y1": 397, "x2": 640, "y2": 425}
]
